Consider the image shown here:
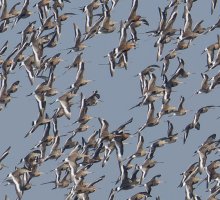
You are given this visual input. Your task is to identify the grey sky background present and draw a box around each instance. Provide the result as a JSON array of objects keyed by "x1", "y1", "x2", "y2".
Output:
[{"x1": 0, "y1": 0, "x2": 220, "y2": 199}]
